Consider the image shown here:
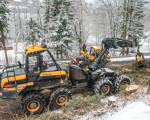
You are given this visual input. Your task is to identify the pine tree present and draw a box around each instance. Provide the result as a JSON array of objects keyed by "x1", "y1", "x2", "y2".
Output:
[
  {"x1": 44, "y1": 0, "x2": 51, "y2": 24},
  {"x1": 128, "y1": 0, "x2": 146, "y2": 43},
  {"x1": 26, "y1": 18, "x2": 43, "y2": 46},
  {"x1": 121, "y1": 0, "x2": 147, "y2": 55},
  {"x1": 0, "y1": 0, "x2": 10, "y2": 65},
  {"x1": 43, "y1": 0, "x2": 51, "y2": 44},
  {"x1": 50, "y1": 0, "x2": 74, "y2": 59}
]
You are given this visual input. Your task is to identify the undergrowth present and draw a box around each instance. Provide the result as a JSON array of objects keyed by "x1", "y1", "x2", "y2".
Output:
[{"x1": 62, "y1": 94, "x2": 105, "y2": 114}]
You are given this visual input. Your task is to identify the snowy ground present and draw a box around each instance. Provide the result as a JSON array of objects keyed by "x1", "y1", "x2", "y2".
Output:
[
  {"x1": 107, "y1": 101, "x2": 150, "y2": 120},
  {"x1": 111, "y1": 56, "x2": 150, "y2": 62},
  {"x1": 105, "y1": 95, "x2": 150, "y2": 120},
  {"x1": 71, "y1": 94, "x2": 150, "y2": 120}
]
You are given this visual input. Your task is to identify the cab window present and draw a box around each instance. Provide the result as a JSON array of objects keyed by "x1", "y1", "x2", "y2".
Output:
[
  {"x1": 90, "y1": 48, "x2": 95, "y2": 56},
  {"x1": 28, "y1": 55, "x2": 39, "y2": 73},
  {"x1": 40, "y1": 51, "x2": 57, "y2": 72}
]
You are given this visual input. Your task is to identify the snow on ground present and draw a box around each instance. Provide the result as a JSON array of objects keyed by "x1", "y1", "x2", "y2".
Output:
[
  {"x1": 71, "y1": 93, "x2": 150, "y2": 120},
  {"x1": 103, "y1": 94, "x2": 150, "y2": 120},
  {"x1": 106, "y1": 102, "x2": 150, "y2": 120},
  {"x1": 111, "y1": 56, "x2": 150, "y2": 62}
]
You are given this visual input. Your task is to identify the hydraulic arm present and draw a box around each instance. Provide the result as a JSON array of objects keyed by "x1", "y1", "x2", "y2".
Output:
[
  {"x1": 135, "y1": 41, "x2": 150, "y2": 68},
  {"x1": 89, "y1": 38, "x2": 133, "y2": 71}
]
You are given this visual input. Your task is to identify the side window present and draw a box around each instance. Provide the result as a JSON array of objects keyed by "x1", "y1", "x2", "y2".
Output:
[
  {"x1": 40, "y1": 51, "x2": 58, "y2": 72},
  {"x1": 28, "y1": 56, "x2": 39, "y2": 73},
  {"x1": 90, "y1": 48, "x2": 95, "y2": 56}
]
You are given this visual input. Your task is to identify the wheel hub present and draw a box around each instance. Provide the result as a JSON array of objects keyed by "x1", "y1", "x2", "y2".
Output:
[
  {"x1": 27, "y1": 101, "x2": 40, "y2": 112},
  {"x1": 58, "y1": 96, "x2": 66, "y2": 103},
  {"x1": 30, "y1": 102, "x2": 38, "y2": 109},
  {"x1": 101, "y1": 85, "x2": 110, "y2": 95},
  {"x1": 56, "y1": 95, "x2": 68, "y2": 106},
  {"x1": 102, "y1": 86, "x2": 109, "y2": 93}
]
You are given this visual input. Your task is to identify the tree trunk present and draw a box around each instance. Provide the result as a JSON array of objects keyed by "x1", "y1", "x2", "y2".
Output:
[
  {"x1": 56, "y1": 45, "x2": 59, "y2": 59},
  {"x1": 121, "y1": 0, "x2": 129, "y2": 56},
  {"x1": 1, "y1": 27, "x2": 9, "y2": 65},
  {"x1": 122, "y1": 48, "x2": 125, "y2": 56},
  {"x1": 127, "y1": 0, "x2": 133, "y2": 55},
  {"x1": 126, "y1": 47, "x2": 129, "y2": 56}
]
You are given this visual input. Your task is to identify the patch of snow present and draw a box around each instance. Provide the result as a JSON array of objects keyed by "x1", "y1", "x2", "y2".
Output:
[
  {"x1": 108, "y1": 96, "x2": 118, "y2": 102},
  {"x1": 52, "y1": 110, "x2": 63, "y2": 114},
  {"x1": 101, "y1": 96, "x2": 118, "y2": 104},
  {"x1": 106, "y1": 102, "x2": 150, "y2": 120},
  {"x1": 14, "y1": 0, "x2": 22, "y2": 2},
  {"x1": 111, "y1": 56, "x2": 150, "y2": 62}
]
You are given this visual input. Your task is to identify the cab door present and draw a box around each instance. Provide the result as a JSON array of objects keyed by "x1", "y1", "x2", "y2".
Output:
[
  {"x1": 26, "y1": 54, "x2": 41, "y2": 81},
  {"x1": 37, "y1": 51, "x2": 67, "y2": 87}
]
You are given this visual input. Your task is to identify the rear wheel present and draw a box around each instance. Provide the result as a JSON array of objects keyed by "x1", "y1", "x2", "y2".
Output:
[
  {"x1": 114, "y1": 75, "x2": 130, "y2": 93},
  {"x1": 94, "y1": 78, "x2": 113, "y2": 95},
  {"x1": 21, "y1": 93, "x2": 45, "y2": 115},
  {"x1": 49, "y1": 87, "x2": 71, "y2": 110}
]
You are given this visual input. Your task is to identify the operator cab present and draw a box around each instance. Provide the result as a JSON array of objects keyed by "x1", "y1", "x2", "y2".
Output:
[
  {"x1": 26, "y1": 50, "x2": 59, "y2": 81},
  {"x1": 89, "y1": 46, "x2": 102, "y2": 61}
]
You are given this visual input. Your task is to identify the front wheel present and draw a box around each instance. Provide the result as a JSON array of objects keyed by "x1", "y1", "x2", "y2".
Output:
[
  {"x1": 21, "y1": 93, "x2": 45, "y2": 115},
  {"x1": 49, "y1": 87, "x2": 71, "y2": 110},
  {"x1": 94, "y1": 78, "x2": 113, "y2": 95},
  {"x1": 114, "y1": 75, "x2": 131, "y2": 93}
]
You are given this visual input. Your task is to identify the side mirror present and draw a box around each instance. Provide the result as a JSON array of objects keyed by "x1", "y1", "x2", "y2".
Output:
[{"x1": 18, "y1": 61, "x2": 22, "y2": 68}]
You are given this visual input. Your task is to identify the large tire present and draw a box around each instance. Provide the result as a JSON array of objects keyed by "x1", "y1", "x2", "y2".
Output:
[
  {"x1": 49, "y1": 87, "x2": 71, "y2": 110},
  {"x1": 114, "y1": 75, "x2": 131, "y2": 93},
  {"x1": 21, "y1": 93, "x2": 45, "y2": 115},
  {"x1": 94, "y1": 78, "x2": 113, "y2": 95}
]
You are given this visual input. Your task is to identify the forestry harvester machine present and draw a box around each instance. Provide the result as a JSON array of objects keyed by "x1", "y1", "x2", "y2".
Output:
[
  {"x1": 0, "y1": 38, "x2": 133, "y2": 115},
  {"x1": 73, "y1": 39, "x2": 150, "y2": 69}
]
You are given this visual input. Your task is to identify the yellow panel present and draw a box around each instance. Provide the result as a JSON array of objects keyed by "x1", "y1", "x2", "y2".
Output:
[
  {"x1": 40, "y1": 71, "x2": 67, "y2": 77},
  {"x1": 105, "y1": 54, "x2": 110, "y2": 60},
  {"x1": 1, "y1": 75, "x2": 26, "y2": 88},
  {"x1": 88, "y1": 55, "x2": 95, "y2": 61},
  {"x1": 137, "y1": 57, "x2": 143, "y2": 62},
  {"x1": 26, "y1": 45, "x2": 42, "y2": 51},
  {"x1": 80, "y1": 50, "x2": 88, "y2": 57},
  {"x1": 3, "y1": 82, "x2": 33, "y2": 91},
  {"x1": 26, "y1": 48, "x2": 47, "y2": 55}
]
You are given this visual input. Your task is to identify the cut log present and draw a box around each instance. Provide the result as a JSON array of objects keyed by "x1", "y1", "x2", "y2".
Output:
[{"x1": 126, "y1": 85, "x2": 139, "y2": 93}]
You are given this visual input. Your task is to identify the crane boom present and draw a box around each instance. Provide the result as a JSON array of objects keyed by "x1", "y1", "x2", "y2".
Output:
[{"x1": 89, "y1": 38, "x2": 133, "y2": 71}]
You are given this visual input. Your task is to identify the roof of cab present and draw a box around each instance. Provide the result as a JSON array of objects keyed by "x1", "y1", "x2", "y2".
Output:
[
  {"x1": 90, "y1": 46, "x2": 102, "y2": 50},
  {"x1": 25, "y1": 45, "x2": 47, "y2": 55}
]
